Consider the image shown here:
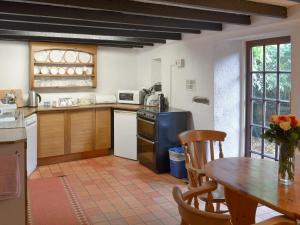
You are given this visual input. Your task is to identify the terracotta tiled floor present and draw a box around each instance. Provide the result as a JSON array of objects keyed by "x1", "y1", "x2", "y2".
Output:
[{"x1": 29, "y1": 156, "x2": 281, "y2": 225}]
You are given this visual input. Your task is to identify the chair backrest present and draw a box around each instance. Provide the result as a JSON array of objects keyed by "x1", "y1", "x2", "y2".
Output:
[
  {"x1": 178, "y1": 130, "x2": 227, "y2": 187},
  {"x1": 172, "y1": 182, "x2": 231, "y2": 225}
]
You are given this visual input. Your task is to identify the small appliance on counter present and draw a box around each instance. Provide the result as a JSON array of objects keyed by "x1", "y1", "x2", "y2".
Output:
[
  {"x1": 28, "y1": 90, "x2": 41, "y2": 107},
  {"x1": 137, "y1": 107, "x2": 189, "y2": 173},
  {"x1": 95, "y1": 94, "x2": 117, "y2": 104},
  {"x1": 143, "y1": 83, "x2": 168, "y2": 108},
  {"x1": 117, "y1": 90, "x2": 143, "y2": 104}
]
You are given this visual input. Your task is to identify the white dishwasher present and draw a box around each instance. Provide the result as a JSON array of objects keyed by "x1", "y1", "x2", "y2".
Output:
[
  {"x1": 25, "y1": 114, "x2": 37, "y2": 176},
  {"x1": 114, "y1": 110, "x2": 137, "y2": 160}
]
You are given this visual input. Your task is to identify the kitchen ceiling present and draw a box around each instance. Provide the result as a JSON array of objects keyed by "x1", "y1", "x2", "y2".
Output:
[{"x1": 0, "y1": 0, "x2": 297, "y2": 48}]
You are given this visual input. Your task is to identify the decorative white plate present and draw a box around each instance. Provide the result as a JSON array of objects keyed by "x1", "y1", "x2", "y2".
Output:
[
  {"x1": 86, "y1": 67, "x2": 93, "y2": 75},
  {"x1": 67, "y1": 68, "x2": 75, "y2": 75},
  {"x1": 78, "y1": 52, "x2": 91, "y2": 64},
  {"x1": 58, "y1": 68, "x2": 65, "y2": 75},
  {"x1": 50, "y1": 67, "x2": 58, "y2": 75},
  {"x1": 41, "y1": 66, "x2": 48, "y2": 75},
  {"x1": 64, "y1": 51, "x2": 77, "y2": 63},
  {"x1": 75, "y1": 67, "x2": 83, "y2": 75},
  {"x1": 34, "y1": 51, "x2": 48, "y2": 63},
  {"x1": 49, "y1": 50, "x2": 64, "y2": 63},
  {"x1": 34, "y1": 66, "x2": 40, "y2": 75}
]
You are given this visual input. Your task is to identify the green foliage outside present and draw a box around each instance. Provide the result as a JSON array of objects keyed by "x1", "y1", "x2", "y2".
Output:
[
  {"x1": 252, "y1": 44, "x2": 291, "y2": 101},
  {"x1": 251, "y1": 43, "x2": 292, "y2": 157}
]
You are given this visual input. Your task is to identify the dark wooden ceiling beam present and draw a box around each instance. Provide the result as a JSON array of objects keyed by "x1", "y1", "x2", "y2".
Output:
[
  {"x1": 13, "y1": 0, "x2": 251, "y2": 24},
  {"x1": 0, "y1": 21, "x2": 182, "y2": 40},
  {"x1": 0, "y1": 1, "x2": 223, "y2": 31},
  {"x1": 0, "y1": 14, "x2": 202, "y2": 34},
  {"x1": 0, "y1": 29, "x2": 160, "y2": 46},
  {"x1": 140, "y1": 0, "x2": 287, "y2": 18},
  {"x1": 0, "y1": 35, "x2": 144, "y2": 48}
]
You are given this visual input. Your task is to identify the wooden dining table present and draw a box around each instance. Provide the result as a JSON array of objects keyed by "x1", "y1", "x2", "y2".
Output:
[{"x1": 205, "y1": 157, "x2": 300, "y2": 225}]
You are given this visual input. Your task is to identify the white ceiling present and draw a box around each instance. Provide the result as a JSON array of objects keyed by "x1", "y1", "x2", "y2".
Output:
[{"x1": 250, "y1": 0, "x2": 298, "y2": 7}]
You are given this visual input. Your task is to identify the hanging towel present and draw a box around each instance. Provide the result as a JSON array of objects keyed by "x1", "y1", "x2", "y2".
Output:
[{"x1": 0, "y1": 153, "x2": 20, "y2": 200}]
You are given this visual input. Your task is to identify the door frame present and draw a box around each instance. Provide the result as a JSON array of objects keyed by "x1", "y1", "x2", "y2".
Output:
[{"x1": 245, "y1": 36, "x2": 291, "y2": 158}]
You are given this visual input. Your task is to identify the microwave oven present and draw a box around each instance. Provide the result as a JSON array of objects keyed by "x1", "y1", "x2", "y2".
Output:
[{"x1": 117, "y1": 90, "x2": 143, "y2": 104}]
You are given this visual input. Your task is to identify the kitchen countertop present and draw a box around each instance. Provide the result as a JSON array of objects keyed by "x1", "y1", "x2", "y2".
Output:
[
  {"x1": 0, "y1": 127, "x2": 26, "y2": 143},
  {"x1": 1, "y1": 103, "x2": 146, "y2": 143},
  {"x1": 19, "y1": 103, "x2": 146, "y2": 117},
  {"x1": 18, "y1": 107, "x2": 37, "y2": 118}
]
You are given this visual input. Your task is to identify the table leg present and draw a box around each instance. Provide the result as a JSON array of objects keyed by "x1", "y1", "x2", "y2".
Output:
[{"x1": 224, "y1": 187, "x2": 258, "y2": 225}]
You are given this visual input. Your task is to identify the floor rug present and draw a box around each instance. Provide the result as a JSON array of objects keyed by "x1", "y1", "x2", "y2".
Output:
[{"x1": 28, "y1": 176, "x2": 89, "y2": 225}]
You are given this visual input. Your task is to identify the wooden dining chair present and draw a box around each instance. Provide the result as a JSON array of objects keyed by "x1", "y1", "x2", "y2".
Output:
[
  {"x1": 173, "y1": 181, "x2": 231, "y2": 225},
  {"x1": 178, "y1": 130, "x2": 227, "y2": 213},
  {"x1": 173, "y1": 183, "x2": 296, "y2": 225}
]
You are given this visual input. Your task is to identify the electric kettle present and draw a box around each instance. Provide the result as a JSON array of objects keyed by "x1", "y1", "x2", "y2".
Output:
[{"x1": 28, "y1": 91, "x2": 41, "y2": 107}]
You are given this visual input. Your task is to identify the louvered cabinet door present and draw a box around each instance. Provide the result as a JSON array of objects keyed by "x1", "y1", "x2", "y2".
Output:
[
  {"x1": 69, "y1": 110, "x2": 95, "y2": 153},
  {"x1": 95, "y1": 108, "x2": 111, "y2": 150},
  {"x1": 38, "y1": 112, "x2": 65, "y2": 158}
]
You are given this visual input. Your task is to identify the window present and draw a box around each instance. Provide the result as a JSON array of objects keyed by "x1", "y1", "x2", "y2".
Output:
[{"x1": 245, "y1": 37, "x2": 292, "y2": 160}]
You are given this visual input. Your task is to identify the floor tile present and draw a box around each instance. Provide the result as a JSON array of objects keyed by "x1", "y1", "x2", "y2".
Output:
[{"x1": 29, "y1": 155, "x2": 281, "y2": 225}]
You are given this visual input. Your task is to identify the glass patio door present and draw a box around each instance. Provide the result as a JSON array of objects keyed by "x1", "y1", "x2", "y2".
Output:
[{"x1": 245, "y1": 37, "x2": 292, "y2": 160}]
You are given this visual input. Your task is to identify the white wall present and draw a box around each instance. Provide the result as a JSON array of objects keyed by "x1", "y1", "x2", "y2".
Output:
[
  {"x1": 96, "y1": 47, "x2": 137, "y2": 94},
  {"x1": 136, "y1": 4, "x2": 300, "y2": 157},
  {"x1": 0, "y1": 41, "x2": 29, "y2": 93},
  {"x1": 137, "y1": 38, "x2": 215, "y2": 130},
  {"x1": 214, "y1": 41, "x2": 243, "y2": 157},
  {"x1": 0, "y1": 43, "x2": 138, "y2": 101}
]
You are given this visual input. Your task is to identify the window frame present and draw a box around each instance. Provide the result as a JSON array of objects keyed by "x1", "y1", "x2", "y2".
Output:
[{"x1": 245, "y1": 36, "x2": 291, "y2": 160}]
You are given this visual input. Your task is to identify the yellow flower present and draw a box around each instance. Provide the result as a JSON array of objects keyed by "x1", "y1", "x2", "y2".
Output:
[
  {"x1": 279, "y1": 121, "x2": 291, "y2": 131},
  {"x1": 270, "y1": 115, "x2": 279, "y2": 124}
]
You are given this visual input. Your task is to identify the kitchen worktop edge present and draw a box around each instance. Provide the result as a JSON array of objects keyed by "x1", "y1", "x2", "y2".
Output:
[{"x1": 19, "y1": 103, "x2": 145, "y2": 116}]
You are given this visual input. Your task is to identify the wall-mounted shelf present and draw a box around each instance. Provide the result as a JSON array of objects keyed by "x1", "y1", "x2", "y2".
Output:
[
  {"x1": 34, "y1": 86, "x2": 94, "y2": 89},
  {"x1": 30, "y1": 42, "x2": 98, "y2": 90},
  {"x1": 34, "y1": 62, "x2": 94, "y2": 67},
  {"x1": 34, "y1": 74, "x2": 95, "y2": 78}
]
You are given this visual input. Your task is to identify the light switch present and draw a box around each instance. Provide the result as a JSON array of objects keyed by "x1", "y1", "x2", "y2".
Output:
[{"x1": 175, "y1": 59, "x2": 185, "y2": 68}]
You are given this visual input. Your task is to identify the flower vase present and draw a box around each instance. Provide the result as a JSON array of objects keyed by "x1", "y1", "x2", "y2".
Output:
[{"x1": 278, "y1": 143, "x2": 295, "y2": 186}]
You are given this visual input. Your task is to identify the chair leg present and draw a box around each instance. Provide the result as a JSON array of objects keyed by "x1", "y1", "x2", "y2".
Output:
[
  {"x1": 205, "y1": 192, "x2": 215, "y2": 212},
  {"x1": 216, "y1": 202, "x2": 221, "y2": 213},
  {"x1": 205, "y1": 201, "x2": 215, "y2": 212}
]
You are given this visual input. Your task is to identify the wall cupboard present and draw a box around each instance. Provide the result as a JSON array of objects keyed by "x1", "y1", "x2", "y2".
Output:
[{"x1": 37, "y1": 108, "x2": 111, "y2": 165}]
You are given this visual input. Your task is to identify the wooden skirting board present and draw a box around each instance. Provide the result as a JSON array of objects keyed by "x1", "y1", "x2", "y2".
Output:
[{"x1": 37, "y1": 149, "x2": 110, "y2": 166}]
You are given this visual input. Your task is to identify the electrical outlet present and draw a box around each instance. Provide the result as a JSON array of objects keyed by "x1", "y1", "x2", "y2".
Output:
[{"x1": 186, "y1": 80, "x2": 196, "y2": 91}]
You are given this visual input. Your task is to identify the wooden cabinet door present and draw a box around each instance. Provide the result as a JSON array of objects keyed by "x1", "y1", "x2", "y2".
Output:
[
  {"x1": 69, "y1": 110, "x2": 95, "y2": 153},
  {"x1": 95, "y1": 108, "x2": 111, "y2": 150},
  {"x1": 0, "y1": 142, "x2": 26, "y2": 225},
  {"x1": 38, "y1": 112, "x2": 65, "y2": 158}
]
